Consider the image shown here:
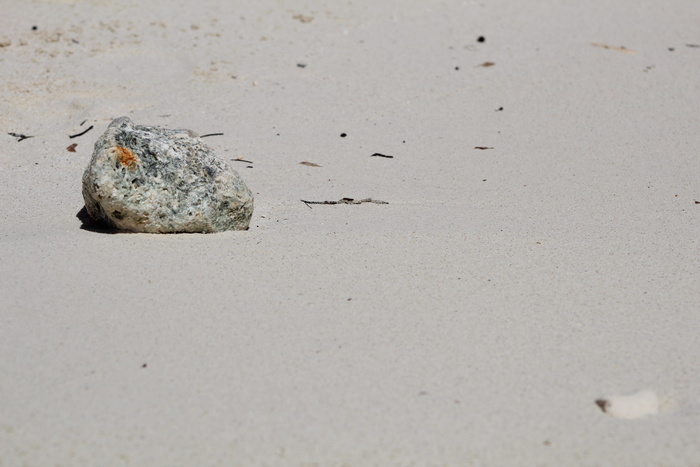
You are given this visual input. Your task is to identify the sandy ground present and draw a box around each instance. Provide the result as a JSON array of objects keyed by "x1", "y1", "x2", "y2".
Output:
[{"x1": 1, "y1": 0, "x2": 700, "y2": 465}]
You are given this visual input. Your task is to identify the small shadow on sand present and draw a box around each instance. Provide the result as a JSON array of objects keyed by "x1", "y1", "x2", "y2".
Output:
[{"x1": 76, "y1": 206, "x2": 119, "y2": 234}]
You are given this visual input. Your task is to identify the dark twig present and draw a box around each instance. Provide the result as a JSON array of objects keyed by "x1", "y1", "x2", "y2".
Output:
[
  {"x1": 200, "y1": 133, "x2": 224, "y2": 138},
  {"x1": 301, "y1": 197, "x2": 388, "y2": 208},
  {"x1": 69, "y1": 125, "x2": 94, "y2": 139},
  {"x1": 371, "y1": 153, "x2": 394, "y2": 158},
  {"x1": 474, "y1": 146, "x2": 493, "y2": 150},
  {"x1": 8, "y1": 132, "x2": 33, "y2": 142}
]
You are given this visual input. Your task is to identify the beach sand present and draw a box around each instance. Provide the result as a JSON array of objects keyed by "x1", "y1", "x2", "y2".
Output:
[{"x1": 1, "y1": 0, "x2": 699, "y2": 464}]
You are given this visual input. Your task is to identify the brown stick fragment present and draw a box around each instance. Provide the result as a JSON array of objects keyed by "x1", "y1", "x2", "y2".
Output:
[
  {"x1": 300, "y1": 161, "x2": 322, "y2": 167},
  {"x1": 474, "y1": 146, "x2": 493, "y2": 150},
  {"x1": 371, "y1": 153, "x2": 393, "y2": 158},
  {"x1": 592, "y1": 43, "x2": 637, "y2": 54},
  {"x1": 66, "y1": 143, "x2": 78, "y2": 152},
  {"x1": 232, "y1": 156, "x2": 253, "y2": 163}
]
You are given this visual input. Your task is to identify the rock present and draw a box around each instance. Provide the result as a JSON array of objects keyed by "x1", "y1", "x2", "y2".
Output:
[{"x1": 82, "y1": 117, "x2": 253, "y2": 233}]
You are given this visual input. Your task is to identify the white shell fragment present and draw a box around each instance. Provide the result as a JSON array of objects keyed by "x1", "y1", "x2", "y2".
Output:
[
  {"x1": 595, "y1": 389, "x2": 659, "y2": 419},
  {"x1": 82, "y1": 117, "x2": 253, "y2": 233}
]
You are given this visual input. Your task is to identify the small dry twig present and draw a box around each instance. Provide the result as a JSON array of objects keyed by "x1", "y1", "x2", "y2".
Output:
[
  {"x1": 301, "y1": 197, "x2": 388, "y2": 208},
  {"x1": 8, "y1": 132, "x2": 33, "y2": 142},
  {"x1": 69, "y1": 125, "x2": 94, "y2": 139},
  {"x1": 592, "y1": 43, "x2": 636, "y2": 54},
  {"x1": 232, "y1": 155, "x2": 253, "y2": 163}
]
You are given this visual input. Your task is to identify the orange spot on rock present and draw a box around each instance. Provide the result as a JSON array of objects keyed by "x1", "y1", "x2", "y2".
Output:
[{"x1": 115, "y1": 146, "x2": 138, "y2": 168}]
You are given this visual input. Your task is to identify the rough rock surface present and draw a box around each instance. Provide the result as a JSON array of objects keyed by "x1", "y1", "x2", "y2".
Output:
[{"x1": 82, "y1": 117, "x2": 253, "y2": 233}]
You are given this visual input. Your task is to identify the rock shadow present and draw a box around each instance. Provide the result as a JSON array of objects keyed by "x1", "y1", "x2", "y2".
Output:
[{"x1": 76, "y1": 206, "x2": 119, "y2": 234}]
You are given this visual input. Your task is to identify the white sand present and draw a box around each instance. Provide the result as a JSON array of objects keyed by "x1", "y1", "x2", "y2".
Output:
[{"x1": 1, "y1": 0, "x2": 699, "y2": 464}]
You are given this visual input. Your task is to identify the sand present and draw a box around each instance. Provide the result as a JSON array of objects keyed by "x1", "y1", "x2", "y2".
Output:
[{"x1": 1, "y1": 0, "x2": 699, "y2": 465}]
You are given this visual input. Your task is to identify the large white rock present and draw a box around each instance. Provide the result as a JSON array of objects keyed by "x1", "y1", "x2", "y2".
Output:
[{"x1": 82, "y1": 117, "x2": 253, "y2": 233}]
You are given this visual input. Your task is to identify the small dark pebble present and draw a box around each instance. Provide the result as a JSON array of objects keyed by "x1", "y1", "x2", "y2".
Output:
[
  {"x1": 142, "y1": 363, "x2": 147, "y2": 368},
  {"x1": 31, "y1": 25, "x2": 38, "y2": 31},
  {"x1": 668, "y1": 47, "x2": 675, "y2": 51},
  {"x1": 477, "y1": 36, "x2": 485, "y2": 42},
  {"x1": 496, "y1": 107, "x2": 504, "y2": 111},
  {"x1": 455, "y1": 66, "x2": 460, "y2": 70},
  {"x1": 297, "y1": 63, "x2": 307, "y2": 68},
  {"x1": 340, "y1": 133, "x2": 347, "y2": 137}
]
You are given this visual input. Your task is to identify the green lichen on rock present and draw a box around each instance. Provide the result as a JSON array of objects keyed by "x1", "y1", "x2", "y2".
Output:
[{"x1": 82, "y1": 117, "x2": 253, "y2": 233}]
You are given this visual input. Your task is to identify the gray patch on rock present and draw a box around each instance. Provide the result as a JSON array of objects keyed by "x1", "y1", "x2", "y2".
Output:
[{"x1": 82, "y1": 117, "x2": 253, "y2": 233}]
